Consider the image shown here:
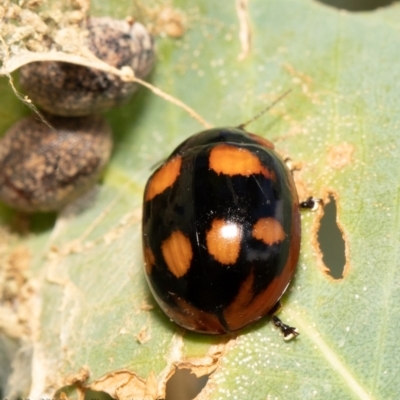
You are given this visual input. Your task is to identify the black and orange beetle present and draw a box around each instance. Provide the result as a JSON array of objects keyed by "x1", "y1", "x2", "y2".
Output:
[{"x1": 142, "y1": 125, "x2": 317, "y2": 339}]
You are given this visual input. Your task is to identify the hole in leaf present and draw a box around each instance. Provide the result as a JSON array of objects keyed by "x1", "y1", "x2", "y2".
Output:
[
  {"x1": 56, "y1": 387, "x2": 114, "y2": 400},
  {"x1": 316, "y1": 0, "x2": 395, "y2": 11},
  {"x1": 84, "y1": 389, "x2": 113, "y2": 400},
  {"x1": 317, "y1": 194, "x2": 346, "y2": 279},
  {"x1": 165, "y1": 368, "x2": 209, "y2": 400}
]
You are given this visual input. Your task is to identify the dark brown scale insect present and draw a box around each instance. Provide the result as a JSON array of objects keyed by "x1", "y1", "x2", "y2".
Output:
[
  {"x1": 19, "y1": 17, "x2": 155, "y2": 116},
  {"x1": 142, "y1": 127, "x2": 309, "y2": 337},
  {"x1": 0, "y1": 114, "x2": 112, "y2": 212}
]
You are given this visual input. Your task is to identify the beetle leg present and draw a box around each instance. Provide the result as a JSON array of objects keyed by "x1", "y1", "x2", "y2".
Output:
[
  {"x1": 300, "y1": 197, "x2": 322, "y2": 211},
  {"x1": 284, "y1": 157, "x2": 299, "y2": 174},
  {"x1": 272, "y1": 316, "x2": 299, "y2": 341},
  {"x1": 269, "y1": 302, "x2": 299, "y2": 340}
]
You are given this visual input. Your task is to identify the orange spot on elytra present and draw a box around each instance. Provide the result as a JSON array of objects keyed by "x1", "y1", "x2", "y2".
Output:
[
  {"x1": 223, "y1": 269, "x2": 255, "y2": 328},
  {"x1": 252, "y1": 217, "x2": 286, "y2": 245},
  {"x1": 209, "y1": 144, "x2": 275, "y2": 179},
  {"x1": 224, "y1": 273, "x2": 289, "y2": 331},
  {"x1": 162, "y1": 231, "x2": 192, "y2": 278},
  {"x1": 206, "y1": 219, "x2": 242, "y2": 265},
  {"x1": 143, "y1": 247, "x2": 156, "y2": 275},
  {"x1": 145, "y1": 156, "x2": 182, "y2": 201}
]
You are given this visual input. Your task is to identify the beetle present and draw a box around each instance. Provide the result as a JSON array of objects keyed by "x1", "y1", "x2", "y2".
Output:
[{"x1": 142, "y1": 122, "x2": 318, "y2": 339}]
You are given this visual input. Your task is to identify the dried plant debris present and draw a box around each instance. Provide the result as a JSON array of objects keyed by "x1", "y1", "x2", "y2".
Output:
[
  {"x1": 0, "y1": 0, "x2": 90, "y2": 70},
  {"x1": 0, "y1": 114, "x2": 112, "y2": 212},
  {"x1": 1, "y1": 1, "x2": 155, "y2": 114},
  {"x1": 0, "y1": 229, "x2": 34, "y2": 339},
  {"x1": 141, "y1": 4, "x2": 187, "y2": 38},
  {"x1": 19, "y1": 17, "x2": 155, "y2": 116}
]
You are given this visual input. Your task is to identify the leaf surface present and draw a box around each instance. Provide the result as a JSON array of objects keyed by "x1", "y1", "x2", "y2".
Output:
[{"x1": 1, "y1": 0, "x2": 400, "y2": 399}]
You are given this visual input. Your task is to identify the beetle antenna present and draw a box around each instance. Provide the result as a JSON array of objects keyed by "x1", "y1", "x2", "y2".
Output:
[{"x1": 238, "y1": 89, "x2": 292, "y2": 129}]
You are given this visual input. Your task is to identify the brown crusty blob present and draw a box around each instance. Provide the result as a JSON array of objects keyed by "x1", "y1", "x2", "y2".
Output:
[
  {"x1": 19, "y1": 17, "x2": 155, "y2": 116},
  {"x1": 0, "y1": 114, "x2": 113, "y2": 212}
]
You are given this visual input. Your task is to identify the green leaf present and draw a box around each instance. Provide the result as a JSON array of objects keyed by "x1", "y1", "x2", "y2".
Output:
[{"x1": 1, "y1": 0, "x2": 400, "y2": 399}]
